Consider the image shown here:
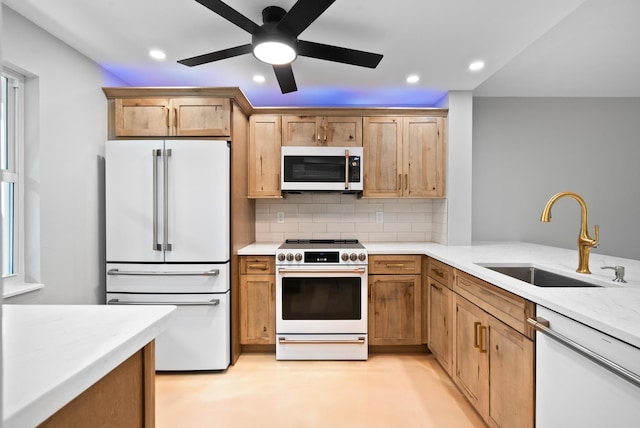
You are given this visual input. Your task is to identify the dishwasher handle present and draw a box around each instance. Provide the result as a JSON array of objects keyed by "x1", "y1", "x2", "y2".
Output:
[
  {"x1": 107, "y1": 268, "x2": 219, "y2": 277},
  {"x1": 108, "y1": 298, "x2": 220, "y2": 306},
  {"x1": 528, "y1": 317, "x2": 640, "y2": 389}
]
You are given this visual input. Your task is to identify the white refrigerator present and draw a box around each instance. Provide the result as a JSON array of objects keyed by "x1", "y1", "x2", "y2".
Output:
[{"x1": 105, "y1": 139, "x2": 230, "y2": 371}]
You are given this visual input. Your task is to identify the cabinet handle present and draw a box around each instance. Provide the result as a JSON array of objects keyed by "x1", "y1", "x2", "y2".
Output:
[
  {"x1": 248, "y1": 263, "x2": 268, "y2": 270},
  {"x1": 432, "y1": 268, "x2": 444, "y2": 278},
  {"x1": 385, "y1": 263, "x2": 405, "y2": 268},
  {"x1": 404, "y1": 174, "x2": 408, "y2": 191},
  {"x1": 398, "y1": 174, "x2": 402, "y2": 191},
  {"x1": 174, "y1": 108, "x2": 178, "y2": 132},
  {"x1": 430, "y1": 282, "x2": 442, "y2": 292},
  {"x1": 323, "y1": 118, "x2": 327, "y2": 142},
  {"x1": 164, "y1": 107, "x2": 170, "y2": 129},
  {"x1": 479, "y1": 325, "x2": 488, "y2": 353},
  {"x1": 474, "y1": 321, "x2": 482, "y2": 349}
]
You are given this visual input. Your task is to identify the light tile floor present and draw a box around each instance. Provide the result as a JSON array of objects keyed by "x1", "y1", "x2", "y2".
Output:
[{"x1": 156, "y1": 353, "x2": 486, "y2": 428}]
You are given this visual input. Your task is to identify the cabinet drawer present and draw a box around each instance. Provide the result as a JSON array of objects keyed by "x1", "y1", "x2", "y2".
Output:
[
  {"x1": 428, "y1": 258, "x2": 453, "y2": 288},
  {"x1": 369, "y1": 255, "x2": 421, "y2": 275},
  {"x1": 454, "y1": 270, "x2": 535, "y2": 339},
  {"x1": 240, "y1": 256, "x2": 275, "y2": 274}
]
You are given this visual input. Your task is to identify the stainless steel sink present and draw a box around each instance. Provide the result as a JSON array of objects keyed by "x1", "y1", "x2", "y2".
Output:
[{"x1": 480, "y1": 264, "x2": 601, "y2": 288}]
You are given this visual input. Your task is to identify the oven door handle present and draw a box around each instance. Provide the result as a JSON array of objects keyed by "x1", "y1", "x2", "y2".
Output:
[
  {"x1": 108, "y1": 298, "x2": 220, "y2": 306},
  {"x1": 277, "y1": 268, "x2": 366, "y2": 275},
  {"x1": 278, "y1": 337, "x2": 366, "y2": 345}
]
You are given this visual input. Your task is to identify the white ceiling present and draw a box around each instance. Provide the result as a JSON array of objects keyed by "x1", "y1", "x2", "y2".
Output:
[{"x1": 4, "y1": 0, "x2": 640, "y2": 106}]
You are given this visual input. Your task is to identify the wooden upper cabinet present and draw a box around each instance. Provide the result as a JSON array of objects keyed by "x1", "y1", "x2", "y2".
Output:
[
  {"x1": 248, "y1": 115, "x2": 282, "y2": 198},
  {"x1": 403, "y1": 116, "x2": 446, "y2": 197},
  {"x1": 282, "y1": 115, "x2": 362, "y2": 146},
  {"x1": 114, "y1": 97, "x2": 230, "y2": 137},
  {"x1": 171, "y1": 98, "x2": 230, "y2": 137},
  {"x1": 363, "y1": 117, "x2": 403, "y2": 197},
  {"x1": 363, "y1": 116, "x2": 446, "y2": 198},
  {"x1": 115, "y1": 98, "x2": 171, "y2": 137}
]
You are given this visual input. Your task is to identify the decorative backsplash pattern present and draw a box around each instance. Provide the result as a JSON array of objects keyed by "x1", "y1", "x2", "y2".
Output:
[{"x1": 255, "y1": 194, "x2": 448, "y2": 244}]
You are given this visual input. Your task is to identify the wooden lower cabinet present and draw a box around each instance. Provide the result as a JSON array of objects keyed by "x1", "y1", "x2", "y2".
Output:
[
  {"x1": 239, "y1": 256, "x2": 276, "y2": 345},
  {"x1": 39, "y1": 342, "x2": 155, "y2": 428},
  {"x1": 487, "y1": 315, "x2": 534, "y2": 428},
  {"x1": 427, "y1": 276, "x2": 453, "y2": 375},
  {"x1": 368, "y1": 255, "x2": 422, "y2": 346},
  {"x1": 368, "y1": 274, "x2": 421, "y2": 345},
  {"x1": 453, "y1": 294, "x2": 534, "y2": 428}
]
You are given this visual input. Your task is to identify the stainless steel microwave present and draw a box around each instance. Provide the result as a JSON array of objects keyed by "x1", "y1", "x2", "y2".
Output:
[{"x1": 281, "y1": 146, "x2": 363, "y2": 192}]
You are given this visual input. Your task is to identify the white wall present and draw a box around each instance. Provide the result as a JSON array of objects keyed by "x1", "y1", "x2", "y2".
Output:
[
  {"x1": 473, "y1": 97, "x2": 640, "y2": 260},
  {"x1": 3, "y1": 5, "x2": 125, "y2": 304}
]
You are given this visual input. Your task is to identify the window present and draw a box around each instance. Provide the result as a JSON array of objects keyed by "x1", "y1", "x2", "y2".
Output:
[{"x1": 1, "y1": 69, "x2": 24, "y2": 282}]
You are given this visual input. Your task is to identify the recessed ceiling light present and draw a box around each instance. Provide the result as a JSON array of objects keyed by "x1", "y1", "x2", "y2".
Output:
[
  {"x1": 406, "y1": 74, "x2": 420, "y2": 84},
  {"x1": 469, "y1": 61, "x2": 485, "y2": 71},
  {"x1": 253, "y1": 75, "x2": 266, "y2": 83},
  {"x1": 149, "y1": 49, "x2": 166, "y2": 60}
]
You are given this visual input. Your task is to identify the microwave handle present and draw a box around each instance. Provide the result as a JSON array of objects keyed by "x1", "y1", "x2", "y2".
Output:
[{"x1": 344, "y1": 149, "x2": 349, "y2": 190}]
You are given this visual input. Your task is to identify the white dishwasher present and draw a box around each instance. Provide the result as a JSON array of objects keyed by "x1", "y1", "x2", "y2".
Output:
[{"x1": 531, "y1": 306, "x2": 640, "y2": 428}]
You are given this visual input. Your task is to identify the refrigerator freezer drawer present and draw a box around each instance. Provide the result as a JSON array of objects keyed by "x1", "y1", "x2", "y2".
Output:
[
  {"x1": 106, "y1": 262, "x2": 229, "y2": 293},
  {"x1": 107, "y1": 292, "x2": 230, "y2": 371}
]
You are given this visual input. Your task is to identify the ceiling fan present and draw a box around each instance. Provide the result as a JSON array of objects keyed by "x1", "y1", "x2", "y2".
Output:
[{"x1": 178, "y1": 0, "x2": 384, "y2": 94}]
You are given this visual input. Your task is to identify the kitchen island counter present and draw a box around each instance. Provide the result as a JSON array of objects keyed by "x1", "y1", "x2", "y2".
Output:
[
  {"x1": 3, "y1": 304, "x2": 175, "y2": 428},
  {"x1": 239, "y1": 241, "x2": 640, "y2": 349}
]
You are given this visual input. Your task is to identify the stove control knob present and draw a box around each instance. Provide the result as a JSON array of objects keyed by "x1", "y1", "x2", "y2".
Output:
[
  {"x1": 341, "y1": 253, "x2": 349, "y2": 262},
  {"x1": 286, "y1": 253, "x2": 294, "y2": 261},
  {"x1": 294, "y1": 253, "x2": 303, "y2": 261},
  {"x1": 277, "y1": 253, "x2": 285, "y2": 261},
  {"x1": 350, "y1": 253, "x2": 358, "y2": 261},
  {"x1": 358, "y1": 253, "x2": 367, "y2": 262}
]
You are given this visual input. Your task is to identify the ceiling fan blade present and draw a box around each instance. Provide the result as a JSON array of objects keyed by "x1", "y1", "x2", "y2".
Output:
[
  {"x1": 297, "y1": 40, "x2": 383, "y2": 68},
  {"x1": 195, "y1": 0, "x2": 261, "y2": 34},
  {"x1": 178, "y1": 44, "x2": 253, "y2": 66},
  {"x1": 273, "y1": 64, "x2": 298, "y2": 94},
  {"x1": 277, "y1": 0, "x2": 336, "y2": 37}
]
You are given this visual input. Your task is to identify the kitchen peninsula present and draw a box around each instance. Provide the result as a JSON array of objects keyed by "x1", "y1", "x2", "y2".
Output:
[{"x1": 3, "y1": 304, "x2": 175, "y2": 428}]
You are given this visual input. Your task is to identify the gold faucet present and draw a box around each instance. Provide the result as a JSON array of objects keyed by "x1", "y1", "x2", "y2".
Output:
[{"x1": 540, "y1": 192, "x2": 599, "y2": 274}]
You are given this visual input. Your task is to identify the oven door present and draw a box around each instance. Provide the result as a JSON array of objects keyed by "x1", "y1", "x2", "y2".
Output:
[
  {"x1": 275, "y1": 265, "x2": 367, "y2": 334},
  {"x1": 281, "y1": 146, "x2": 363, "y2": 192}
]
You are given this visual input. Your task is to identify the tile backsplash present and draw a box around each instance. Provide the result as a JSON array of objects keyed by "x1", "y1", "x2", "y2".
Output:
[{"x1": 255, "y1": 194, "x2": 447, "y2": 244}]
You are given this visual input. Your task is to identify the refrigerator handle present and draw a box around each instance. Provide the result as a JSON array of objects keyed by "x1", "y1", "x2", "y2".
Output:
[
  {"x1": 152, "y1": 149, "x2": 162, "y2": 251},
  {"x1": 163, "y1": 148, "x2": 173, "y2": 251}
]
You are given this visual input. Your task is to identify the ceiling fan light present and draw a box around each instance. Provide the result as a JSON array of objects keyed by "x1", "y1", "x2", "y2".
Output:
[{"x1": 253, "y1": 41, "x2": 296, "y2": 65}]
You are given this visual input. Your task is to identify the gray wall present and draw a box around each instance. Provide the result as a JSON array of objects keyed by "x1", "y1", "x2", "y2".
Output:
[
  {"x1": 472, "y1": 97, "x2": 640, "y2": 260},
  {"x1": 3, "y1": 5, "x2": 125, "y2": 304}
]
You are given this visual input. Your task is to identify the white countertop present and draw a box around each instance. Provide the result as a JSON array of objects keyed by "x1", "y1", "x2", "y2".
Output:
[
  {"x1": 3, "y1": 304, "x2": 176, "y2": 428},
  {"x1": 238, "y1": 241, "x2": 640, "y2": 349}
]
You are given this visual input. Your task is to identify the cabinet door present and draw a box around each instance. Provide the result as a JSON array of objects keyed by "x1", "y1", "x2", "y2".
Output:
[
  {"x1": 369, "y1": 275, "x2": 421, "y2": 345},
  {"x1": 487, "y1": 316, "x2": 534, "y2": 428},
  {"x1": 240, "y1": 275, "x2": 275, "y2": 344},
  {"x1": 454, "y1": 295, "x2": 489, "y2": 420},
  {"x1": 427, "y1": 277, "x2": 452, "y2": 375},
  {"x1": 363, "y1": 116, "x2": 402, "y2": 197},
  {"x1": 171, "y1": 98, "x2": 230, "y2": 137},
  {"x1": 324, "y1": 116, "x2": 362, "y2": 146},
  {"x1": 106, "y1": 140, "x2": 165, "y2": 263},
  {"x1": 114, "y1": 98, "x2": 170, "y2": 137},
  {"x1": 249, "y1": 115, "x2": 281, "y2": 197},
  {"x1": 403, "y1": 117, "x2": 446, "y2": 197},
  {"x1": 164, "y1": 140, "x2": 229, "y2": 262},
  {"x1": 282, "y1": 115, "x2": 320, "y2": 146}
]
